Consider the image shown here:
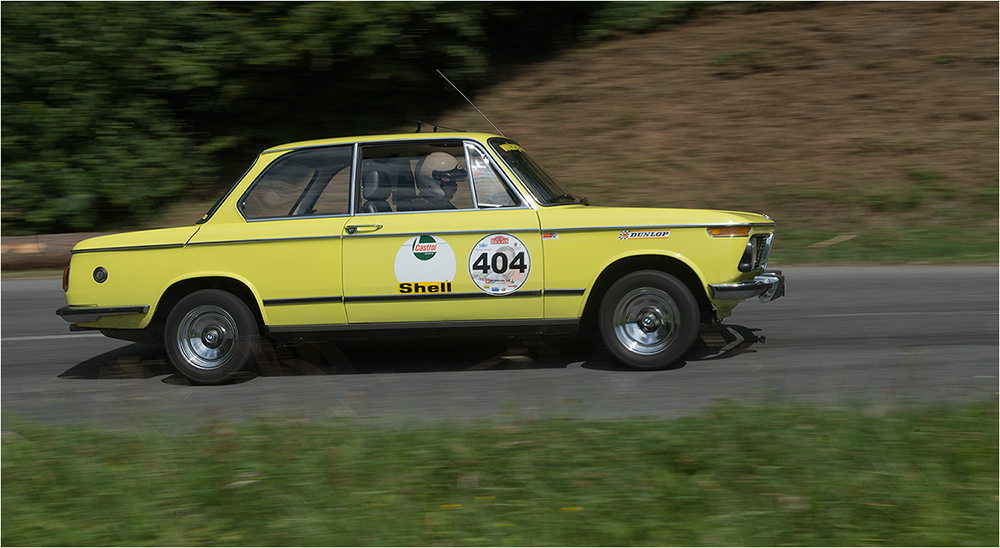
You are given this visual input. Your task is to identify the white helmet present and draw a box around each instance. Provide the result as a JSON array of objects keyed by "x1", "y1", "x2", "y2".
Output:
[{"x1": 415, "y1": 152, "x2": 466, "y2": 199}]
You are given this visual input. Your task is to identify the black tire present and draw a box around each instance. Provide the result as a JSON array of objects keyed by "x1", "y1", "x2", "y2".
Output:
[
  {"x1": 164, "y1": 289, "x2": 260, "y2": 385},
  {"x1": 598, "y1": 270, "x2": 700, "y2": 370}
]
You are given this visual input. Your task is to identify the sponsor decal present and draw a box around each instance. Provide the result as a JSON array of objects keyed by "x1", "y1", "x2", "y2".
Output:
[
  {"x1": 398, "y1": 281, "x2": 453, "y2": 294},
  {"x1": 395, "y1": 235, "x2": 456, "y2": 285},
  {"x1": 498, "y1": 143, "x2": 525, "y2": 153},
  {"x1": 542, "y1": 232, "x2": 559, "y2": 240},
  {"x1": 619, "y1": 230, "x2": 671, "y2": 240},
  {"x1": 468, "y1": 233, "x2": 531, "y2": 295},
  {"x1": 411, "y1": 235, "x2": 438, "y2": 261}
]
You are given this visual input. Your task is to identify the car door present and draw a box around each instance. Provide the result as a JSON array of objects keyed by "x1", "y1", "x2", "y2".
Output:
[
  {"x1": 185, "y1": 144, "x2": 353, "y2": 328},
  {"x1": 342, "y1": 139, "x2": 543, "y2": 326}
]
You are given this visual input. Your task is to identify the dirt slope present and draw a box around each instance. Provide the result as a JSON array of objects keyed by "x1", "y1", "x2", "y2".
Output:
[{"x1": 438, "y1": 2, "x2": 998, "y2": 260}]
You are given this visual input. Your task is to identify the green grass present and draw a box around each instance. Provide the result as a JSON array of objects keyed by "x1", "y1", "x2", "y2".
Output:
[
  {"x1": 771, "y1": 223, "x2": 999, "y2": 265},
  {"x1": 4, "y1": 402, "x2": 997, "y2": 546}
]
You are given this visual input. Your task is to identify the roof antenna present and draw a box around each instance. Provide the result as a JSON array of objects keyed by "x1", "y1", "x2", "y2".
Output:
[{"x1": 437, "y1": 69, "x2": 505, "y2": 137}]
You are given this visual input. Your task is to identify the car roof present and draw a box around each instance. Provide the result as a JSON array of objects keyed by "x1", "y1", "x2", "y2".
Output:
[{"x1": 262, "y1": 132, "x2": 505, "y2": 153}]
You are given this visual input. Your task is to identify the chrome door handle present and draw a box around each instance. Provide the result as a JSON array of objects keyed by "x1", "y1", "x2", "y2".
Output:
[{"x1": 345, "y1": 224, "x2": 383, "y2": 235}]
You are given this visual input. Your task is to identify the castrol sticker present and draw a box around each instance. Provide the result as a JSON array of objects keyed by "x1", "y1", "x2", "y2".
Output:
[
  {"x1": 468, "y1": 233, "x2": 530, "y2": 295},
  {"x1": 394, "y1": 235, "x2": 456, "y2": 293}
]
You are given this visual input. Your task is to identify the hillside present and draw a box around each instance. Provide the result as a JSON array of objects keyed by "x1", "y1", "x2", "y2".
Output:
[{"x1": 436, "y1": 2, "x2": 998, "y2": 264}]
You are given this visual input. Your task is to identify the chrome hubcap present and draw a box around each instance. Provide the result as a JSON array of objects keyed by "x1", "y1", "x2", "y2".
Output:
[
  {"x1": 612, "y1": 287, "x2": 680, "y2": 355},
  {"x1": 176, "y1": 305, "x2": 239, "y2": 370}
]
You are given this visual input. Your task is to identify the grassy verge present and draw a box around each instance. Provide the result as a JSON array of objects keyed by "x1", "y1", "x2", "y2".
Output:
[
  {"x1": 3, "y1": 402, "x2": 997, "y2": 546},
  {"x1": 770, "y1": 223, "x2": 999, "y2": 266}
]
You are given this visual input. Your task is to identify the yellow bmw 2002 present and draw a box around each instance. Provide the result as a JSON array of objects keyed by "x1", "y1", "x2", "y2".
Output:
[{"x1": 58, "y1": 132, "x2": 784, "y2": 384}]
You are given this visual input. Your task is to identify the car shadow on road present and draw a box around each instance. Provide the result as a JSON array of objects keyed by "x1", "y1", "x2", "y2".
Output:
[{"x1": 57, "y1": 324, "x2": 766, "y2": 385}]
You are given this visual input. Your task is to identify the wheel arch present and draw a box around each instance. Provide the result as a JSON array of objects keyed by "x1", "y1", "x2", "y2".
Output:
[
  {"x1": 580, "y1": 254, "x2": 712, "y2": 331},
  {"x1": 152, "y1": 276, "x2": 266, "y2": 331}
]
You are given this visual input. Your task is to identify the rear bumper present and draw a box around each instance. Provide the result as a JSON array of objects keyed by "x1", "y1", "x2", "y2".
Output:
[
  {"x1": 56, "y1": 305, "x2": 150, "y2": 324},
  {"x1": 709, "y1": 270, "x2": 785, "y2": 303}
]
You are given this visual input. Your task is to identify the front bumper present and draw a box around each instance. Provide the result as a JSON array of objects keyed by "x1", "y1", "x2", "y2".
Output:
[
  {"x1": 56, "y1": 305, "x2": 150, "y2": 324},
  {"x1": 709, "y1": 270, "x2": 785, "y2": 303}
]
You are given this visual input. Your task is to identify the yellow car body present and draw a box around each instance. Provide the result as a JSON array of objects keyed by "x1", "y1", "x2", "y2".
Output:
[{"x1": 58, "y1": 132, "x2": 784, "y2": 383}]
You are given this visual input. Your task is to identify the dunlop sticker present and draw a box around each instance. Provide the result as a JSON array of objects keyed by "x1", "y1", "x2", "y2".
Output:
[{"x1": 619, "y1": 230, "x2": 670, "y2": 240}]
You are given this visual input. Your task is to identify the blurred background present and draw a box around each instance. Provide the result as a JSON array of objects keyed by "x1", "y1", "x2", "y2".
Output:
[
  {"x1": 2, "y1": 1, "x2": 997, "y2": 264},
  {"x1": 2, "y1": 5, "x2": 997, "y2": 544}
]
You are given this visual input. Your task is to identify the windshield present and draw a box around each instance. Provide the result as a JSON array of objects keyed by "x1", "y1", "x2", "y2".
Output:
[{"x1": 489, "y1": 138, "x2": 587, "y2": 206}]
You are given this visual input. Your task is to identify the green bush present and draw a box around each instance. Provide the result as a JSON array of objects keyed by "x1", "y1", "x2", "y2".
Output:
[{"x1": 1, "y1": 2, "x2": 599, "y2": 234}]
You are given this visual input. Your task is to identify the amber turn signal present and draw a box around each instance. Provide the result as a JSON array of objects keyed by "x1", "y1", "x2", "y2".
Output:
[{"x1": 707, "y1": 226, "x2": 751, "y2": 237}]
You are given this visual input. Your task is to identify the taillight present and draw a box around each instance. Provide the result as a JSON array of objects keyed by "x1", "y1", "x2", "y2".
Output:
[{"x1": 62, "y1": 264, "x2": 70, "y2": 292}]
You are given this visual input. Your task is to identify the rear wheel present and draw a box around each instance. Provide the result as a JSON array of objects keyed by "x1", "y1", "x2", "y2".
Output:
[
  {"x1": 164, "y1": 289, "x2": 259, "y2": 384},
  {"x1": 598, "y1": 270, "x2": 699, "y2": 370}
]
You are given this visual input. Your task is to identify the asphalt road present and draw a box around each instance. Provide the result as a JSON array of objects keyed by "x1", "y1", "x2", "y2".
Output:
[{"x1": 2, "y1": 267, "x2": 997, "y2": 430}]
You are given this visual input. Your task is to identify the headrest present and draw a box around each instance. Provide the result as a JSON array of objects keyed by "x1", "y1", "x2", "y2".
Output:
[{"x1": 361, "y1": 170, "x2": 392, "y2": 201}]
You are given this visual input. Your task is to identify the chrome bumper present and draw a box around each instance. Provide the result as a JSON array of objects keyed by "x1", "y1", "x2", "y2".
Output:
[{"x1": 709, "y1": 270, "x2": 785, "y2": 303}]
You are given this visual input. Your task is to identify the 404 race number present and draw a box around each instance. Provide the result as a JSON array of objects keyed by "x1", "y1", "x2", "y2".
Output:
[{"x1": 468, "y1": 234, "x2": 531, "y2": 295}]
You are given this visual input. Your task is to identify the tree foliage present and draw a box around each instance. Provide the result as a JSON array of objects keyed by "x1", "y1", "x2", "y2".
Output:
[{"x1": 2, "y1": 1, "x2": 712, "y2": 234}]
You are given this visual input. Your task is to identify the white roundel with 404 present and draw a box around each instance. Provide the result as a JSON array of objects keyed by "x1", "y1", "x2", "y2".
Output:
[{"x1": 468, "y1": 233, "x2": 530, "y2": 295}]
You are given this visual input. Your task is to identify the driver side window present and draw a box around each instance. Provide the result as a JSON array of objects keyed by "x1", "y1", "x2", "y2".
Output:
[{"x1": 359, "y1": 143, "x2": 474, "y2": 213}]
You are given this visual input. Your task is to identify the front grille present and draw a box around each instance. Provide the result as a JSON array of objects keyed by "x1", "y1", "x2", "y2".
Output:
[{"x1": 752, "y1": 233, "x2": 772, "y2": 270}]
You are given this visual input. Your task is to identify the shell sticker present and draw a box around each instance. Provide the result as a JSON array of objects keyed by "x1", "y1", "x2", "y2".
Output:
[
  {"x1": 394, "y1": 235, "x2": 456, "y2": 294},
  {"x1": 468, "y1": 234, "x2": 531, "y2": 295}
]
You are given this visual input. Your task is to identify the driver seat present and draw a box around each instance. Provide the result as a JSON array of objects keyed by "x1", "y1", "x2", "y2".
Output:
[{"x1": 360, "y1": 170, "x2": 392, "y2": 213}]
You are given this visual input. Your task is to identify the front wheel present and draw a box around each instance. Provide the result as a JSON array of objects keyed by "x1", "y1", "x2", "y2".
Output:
[
  {"x1": 598, "y1": 270, "x2": 700, "y2": 370},
  {"x1": 164, "y1": 289, "x2": 260, "y2": 385}
]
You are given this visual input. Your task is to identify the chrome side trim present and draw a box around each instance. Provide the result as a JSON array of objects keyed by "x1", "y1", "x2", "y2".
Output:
[
  {"x1": 343, "y1": 228, "x2": 541, "y2": 239},
  {"x1": 351, "y1": 204, "x2": 533, "y2": 217},
  {"x1": 71, "y1": 243, "x2": 184, "y2": 255},
  {"x1": 549, "y1": 223, "x2": 775, "y2": 234},
  {"x1": 245, "y1": 213, "x2": 351, "y2": 223},
  {"x1": 349, "y1": 142, "x2": 359, "y2": 217},
  {"x1": 263, "y1": 296, "x2": 343, "y2": 306},
  {"x1": 186, "y1": 235, "x2": 343, "y2": 247},
  {"x1": 465, "y1": 141, "x2": 481, "y2": 208},
  {"x1": 56, "y1": 305, "x2": 150, "y2": 323}
]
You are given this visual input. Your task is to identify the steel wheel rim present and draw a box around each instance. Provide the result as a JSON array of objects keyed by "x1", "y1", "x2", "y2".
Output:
[
  {"x1": 612, "y1": 287, "x2": 680, "y2": 356},
  {"x1": 175, "y1": 305, "x2": 239, "y2": 371}
]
